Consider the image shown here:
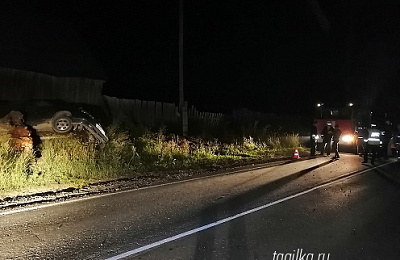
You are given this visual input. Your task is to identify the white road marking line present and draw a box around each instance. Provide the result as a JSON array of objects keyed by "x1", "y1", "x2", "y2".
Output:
[{"x1": 105, "y1": 161, "x2": 395, "y2": 260}]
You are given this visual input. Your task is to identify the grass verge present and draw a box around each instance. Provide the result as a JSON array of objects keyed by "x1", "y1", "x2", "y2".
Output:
[{"x1": 0, "y1": 125, "x2": 302, "y2": 197}]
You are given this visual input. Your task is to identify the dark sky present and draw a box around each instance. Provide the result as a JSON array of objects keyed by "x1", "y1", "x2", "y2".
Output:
[{"x1": 8, "y1": 1, "x2": 400, "y2": 117}]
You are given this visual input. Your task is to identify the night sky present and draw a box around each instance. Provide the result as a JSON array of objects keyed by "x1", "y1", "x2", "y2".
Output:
[{"x1": 5, "y1": 1, "x2": 400, "y2": 117}]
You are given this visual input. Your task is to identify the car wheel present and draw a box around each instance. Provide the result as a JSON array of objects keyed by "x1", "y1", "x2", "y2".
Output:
[{"x1": 52, "y1": 115, "x2": 73, "y2": 134}]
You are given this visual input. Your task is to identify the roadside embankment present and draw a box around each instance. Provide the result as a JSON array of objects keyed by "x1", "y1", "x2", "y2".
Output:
[{"x1": 0, "y1": 125, "x2": 305, "y2": 203}]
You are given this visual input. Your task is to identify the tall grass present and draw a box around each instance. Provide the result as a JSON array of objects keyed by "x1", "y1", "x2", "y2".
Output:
[
  {"x1": 0, "y1": 134, "x2": 36, "y2": 191},
  {"x1": 0, "y1": 125, "x2": 300, "y2": 194}
]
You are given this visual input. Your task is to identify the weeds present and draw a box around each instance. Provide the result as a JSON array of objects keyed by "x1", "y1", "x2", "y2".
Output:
[{"x1": 0, "y1": 125, "x2": 300, "y2": 195}]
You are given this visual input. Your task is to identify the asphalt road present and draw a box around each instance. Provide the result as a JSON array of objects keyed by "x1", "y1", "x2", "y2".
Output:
[{"x1": 1, "y1": 154, "x2": 399, "y2": 260}]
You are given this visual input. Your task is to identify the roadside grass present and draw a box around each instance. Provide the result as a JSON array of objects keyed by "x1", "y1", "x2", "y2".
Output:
[{"x1": 0, "y1": 125, "x2": 301, "y2": 196}]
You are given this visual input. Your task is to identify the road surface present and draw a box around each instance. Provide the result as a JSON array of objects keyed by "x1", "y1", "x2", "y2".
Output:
[{"x1": 1, "y1": 154, "x2": 399, "y2": 259}]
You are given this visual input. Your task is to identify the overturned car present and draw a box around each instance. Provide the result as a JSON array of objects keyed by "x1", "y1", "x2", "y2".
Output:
[{"x1": 0, "y1": 100, "x2": 109, "y2": 143}]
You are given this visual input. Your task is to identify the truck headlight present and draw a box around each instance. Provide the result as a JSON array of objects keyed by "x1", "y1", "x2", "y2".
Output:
[{"x1": 341, "y1": 134, "x2": 354, "y2": 144}]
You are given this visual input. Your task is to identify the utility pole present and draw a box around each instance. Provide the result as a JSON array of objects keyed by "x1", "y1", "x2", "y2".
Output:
[{"x1": 179, "y1": 0, "x2": 188, "y2": 136}]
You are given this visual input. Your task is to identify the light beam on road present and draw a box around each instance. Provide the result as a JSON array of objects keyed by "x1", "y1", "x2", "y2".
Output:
[{"x1": 105, "y1": 161, "x2": 395, "y2": 260}]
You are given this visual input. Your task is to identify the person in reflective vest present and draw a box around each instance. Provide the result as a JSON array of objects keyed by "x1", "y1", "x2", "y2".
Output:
[
  {"x1": 380, "y1": 120, "x2": 393, "y2": 160},
  {"x1": 362, "y1": 124, "x2": 381, "y2": 164},
  {"x1": 394, "y1": 123, "x2": 400, "y2": 160},
  {"x1": 355, "y1": 122, "x2": 366, "y2": 156}
]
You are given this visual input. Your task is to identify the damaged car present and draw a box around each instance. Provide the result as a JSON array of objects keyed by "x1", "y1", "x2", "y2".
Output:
[{"x1": 0, "y1": 100, "x2": 109, "y2": 143}]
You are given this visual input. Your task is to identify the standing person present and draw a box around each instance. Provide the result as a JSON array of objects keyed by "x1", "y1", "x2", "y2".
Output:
[
  {"x1": 310, "y1": 121, "x2": 318, "y2": 156},
  {"x1": 394, "y1": 123, "x2": 400, "y2": 160},
  {"x1": 362, "y1": 123, "x2": 381, "y2": 164},
  {"x1": 321, "y1": 121, "x2": 334, "y2": 156},
  {"x1": 355, "y1": 122, "x2": 365, "y2": 156},
  {"x1": 380, "y1": 120, "x2": 393, "y2": 160},
  {"x1": 332, "y1": 124, "x2": 342, "y2": 159}
]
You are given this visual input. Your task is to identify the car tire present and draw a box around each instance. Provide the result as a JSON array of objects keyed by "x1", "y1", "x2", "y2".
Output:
[{"x1": 51, "y1": 114, "x2": 73, "y2": 134}]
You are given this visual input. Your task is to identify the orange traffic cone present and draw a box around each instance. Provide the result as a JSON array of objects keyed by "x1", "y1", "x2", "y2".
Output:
[{"x1": 293, "y1": 148, "x2": 300, "y2": 159}]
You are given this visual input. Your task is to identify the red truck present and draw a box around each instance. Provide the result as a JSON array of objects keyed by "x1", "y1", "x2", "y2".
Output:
[{"x1": 314, "y1": 106, "x2": 358, "y2": 153}]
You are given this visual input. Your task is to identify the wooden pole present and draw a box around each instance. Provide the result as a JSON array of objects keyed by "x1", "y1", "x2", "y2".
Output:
[{"x1": 179, "y1": 0, "x2": 188, "y2": 136}]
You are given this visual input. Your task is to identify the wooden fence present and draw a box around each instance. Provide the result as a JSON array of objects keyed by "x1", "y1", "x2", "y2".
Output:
[
  {"x1": 188, "y1": 106, "x2": 224, "y2": 125},
  {"x1": 104, "y1": 96, "x2": 224, "y2": 128},
  {"x1": 0, "y1": 67, "x2": 105, "y2": 105},
  {"x1": 104, "y1": 95, "x2": 179, "y2": 127}
]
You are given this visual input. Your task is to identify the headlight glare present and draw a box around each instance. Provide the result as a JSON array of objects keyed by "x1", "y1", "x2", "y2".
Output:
[{"x1": 341, "y1": 134, "x2": 354, "y2": 143}]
